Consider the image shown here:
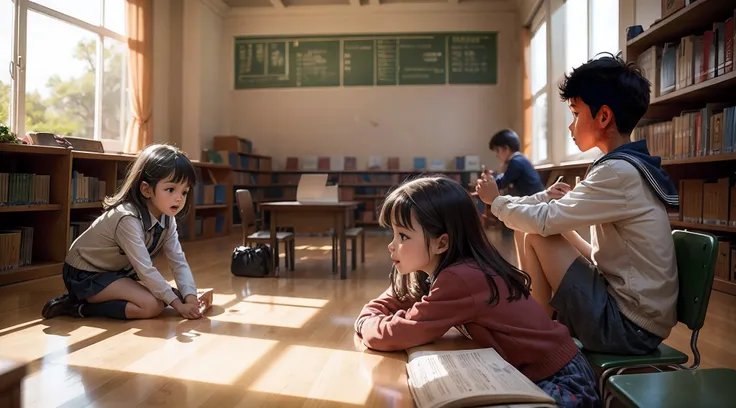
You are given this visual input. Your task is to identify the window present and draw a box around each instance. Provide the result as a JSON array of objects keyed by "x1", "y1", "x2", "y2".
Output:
[
  {"x1": 563, "y1": 0, "x2": 619, "y2": 159},
  {"x1": 1, "y1": 0, "x2": 15, "y2": 127},
  {"x1": 591, "y1": 0, "x2": 620, "y2": 58},
  {"x1": 530, "y1": 21, "x2": 548, "y2": 163},
  {"x1": 565, "y1": 0, "x2": 588, "y2": 156},
  {"x1": 4, "y1": 0, "x2": 128, "y2": 148}
]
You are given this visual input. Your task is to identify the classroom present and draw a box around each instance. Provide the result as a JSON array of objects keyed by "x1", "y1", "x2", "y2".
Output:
[{"x1": 0, "y1": 0, "x2": 735, "y2": 406}]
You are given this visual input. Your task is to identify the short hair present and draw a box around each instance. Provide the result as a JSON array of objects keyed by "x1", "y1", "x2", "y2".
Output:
[
  {"x1": 558, "y1": 52, "x2": 650, "y2": 135},
  {"x1": 488, "y1": 129, "x2": 520, "y2": 152}
]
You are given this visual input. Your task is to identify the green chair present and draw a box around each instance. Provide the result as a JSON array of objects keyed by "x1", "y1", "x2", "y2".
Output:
[
  {"x1": 606, "y1": 368, "x2": 736, "y2": 407},
  {"x1": 602, "y1": 230, "x2": 735, "y2": 408},
  {"x1": 581, "y1": 229, "x2": 719, "y2": 399}
]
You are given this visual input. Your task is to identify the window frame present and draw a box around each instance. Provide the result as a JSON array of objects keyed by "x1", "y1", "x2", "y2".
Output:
[
  {"x1": 560, "y1": 0, "x2": 619, "y2": 163},
  {"x1": 5, "y1": 0, "x2": 128, "y2": 151},
  {"x1": 528, "y1": 8, "x2": 550, "y2": 165}
]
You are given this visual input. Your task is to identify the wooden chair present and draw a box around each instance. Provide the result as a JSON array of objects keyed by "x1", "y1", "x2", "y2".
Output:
[
  {"x1": 582, "y1": 229, "x2": 720, "y2": 406},
  {"x1": 235, "y1": 189, "x2": 295, "y2": 271},
  {"x1": 331, "y1": 227, "x2": 365, "y2": 274}
]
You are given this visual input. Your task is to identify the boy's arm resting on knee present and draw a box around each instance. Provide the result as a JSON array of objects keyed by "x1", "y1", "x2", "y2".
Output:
[
  {"x1": 115, "y1": 217, "x2": 180, "y2": 306},
  {"x1": 161, "y1": 218, "x2": 197, "y2": 299},
  {"x1": 562, "y1": 231, "x2": 592, "y2": 260},
  {"x1": 490, "y1": 163, "x2": 631, "y2": 236},
  {"x1": 358, "y1": 273, "x2": 475, "y2": 352}
]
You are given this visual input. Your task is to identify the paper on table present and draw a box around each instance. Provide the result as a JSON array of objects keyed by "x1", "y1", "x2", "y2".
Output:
[
  {"x1": 296, "y1": 174, "x2": 338, "y2": 203},
  {"x1": 406, "y1": 348, "x2": 555, "y2": 408}
]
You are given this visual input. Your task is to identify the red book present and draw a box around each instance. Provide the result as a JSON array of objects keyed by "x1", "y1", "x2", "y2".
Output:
[
  {"x1": 725, "y1": 17, "x2": 734, "y2": 73},
  {"x1": 701, "y1": 30, "x2": 713, "y2": 82}
]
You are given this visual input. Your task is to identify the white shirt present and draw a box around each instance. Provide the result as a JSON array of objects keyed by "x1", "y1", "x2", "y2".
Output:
[{"x1": 490, "y1": 159, "x2": 678, "y2": 339}]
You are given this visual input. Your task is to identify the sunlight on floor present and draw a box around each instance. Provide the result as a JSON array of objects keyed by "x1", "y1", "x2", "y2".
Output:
[
  {"x1": 248, "y1": 345, "x2": 388, "y2": 405},
  {"x1": 295, "y1": 245, "x2": 334, "y2": 251},
  {"x1": 210, "y1": 302, "x2": 321, "y2": 328},
  {"x1": 0, "y1": 318, "x2": 42, "y2": 335},
  {"x1": 61, "y1": 328, "x2": 277, "y2": 385},
  {"x1": 244, "y1": 294, "x2": 330, "y2": 308},
  {"x1": 22, "y1": 362, "x2": 90, "y2": 408},
  {"x1": 0, "y1": 323, "x2": 107, "y2": 362}
]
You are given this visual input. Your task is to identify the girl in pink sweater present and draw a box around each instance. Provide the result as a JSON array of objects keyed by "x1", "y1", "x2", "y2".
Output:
[{"x1": 355, "y1": 176, "x2": 599, "y2": 408}]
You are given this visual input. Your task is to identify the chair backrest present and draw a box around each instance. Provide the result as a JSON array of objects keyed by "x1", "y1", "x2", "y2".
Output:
[
  {"x1": 673, "y1": 229, "x2": 718, "y2": 331},
  {"x1": 235, "y1": 189, "x2": 257, "y2": 242}
]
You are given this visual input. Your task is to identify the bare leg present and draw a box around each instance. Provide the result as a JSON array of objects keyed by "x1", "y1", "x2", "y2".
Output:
[
  {"x1": 513, "y1": 230, "x2": 526, "y2": 268},
  {"x1": 86, "y1": 278, "x2": 165, "y2": 319},
  {"x1": 521, "y1": 234, "x2": 583, "y2": 318},
  {"x1": 561, "y1": 230, "x2": 593, "y2": 261}
]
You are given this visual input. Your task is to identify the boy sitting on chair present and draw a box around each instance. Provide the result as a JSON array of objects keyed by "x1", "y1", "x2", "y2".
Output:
[
  {"x1": 487, "y1": 128, "x2": 546, "y2": 265},
  {"x1": 476, "y1": 53, "x2": 680, "y2": 356}
]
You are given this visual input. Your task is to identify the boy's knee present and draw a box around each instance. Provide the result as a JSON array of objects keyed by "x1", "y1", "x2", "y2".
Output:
[{"x1": 524, "y1": 233, "x2": 544, "y2": 250}]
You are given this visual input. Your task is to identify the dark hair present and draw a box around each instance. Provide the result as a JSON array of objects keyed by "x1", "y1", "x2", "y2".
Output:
[
  {"x1": 104, "y1": 144, "x2": 197, "y2": 218},
  {"x1": 488, "y1": 129, "x2": 521, "y2": 152},
  {"x1": 558, "y1": 52, "x2": 650, "y2": 135},
  {"x1": 378, "y1": 176, "x2": 531, "y2": 305}
]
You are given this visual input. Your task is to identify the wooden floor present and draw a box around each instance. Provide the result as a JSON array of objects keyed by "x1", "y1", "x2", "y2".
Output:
[{"x1": 0, "y1": 229, "x2": 735, "y2": 407}]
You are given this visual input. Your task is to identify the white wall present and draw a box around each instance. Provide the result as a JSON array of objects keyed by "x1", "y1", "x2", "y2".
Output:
[
  {"x1": 152, "y1": 0, "x2": 225, "y2": 160},
  {"x1": 222, "y1": 4, "x2": 521, "y2": 170}
]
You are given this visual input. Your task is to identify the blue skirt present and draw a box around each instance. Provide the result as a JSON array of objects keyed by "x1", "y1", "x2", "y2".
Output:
[
  {"x1": 62, "y1": 263, "x2": 136, "y2": 301},
  {"x1": 535, "y1": 350, "x2": 600, "y2": 408}
]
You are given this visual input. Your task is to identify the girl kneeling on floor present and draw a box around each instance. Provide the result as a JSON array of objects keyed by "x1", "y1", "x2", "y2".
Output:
[
  {"x1": 42, "y1": 144, "x2": 208, "y2": 321},
  {"x1": 354, "y1": 176, "x2": 599, "y2": 408}
]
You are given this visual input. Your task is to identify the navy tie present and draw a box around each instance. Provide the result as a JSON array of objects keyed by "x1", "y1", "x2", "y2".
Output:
[{"x1": 148, "y1": 223, "x2": 164, "y2": 254}]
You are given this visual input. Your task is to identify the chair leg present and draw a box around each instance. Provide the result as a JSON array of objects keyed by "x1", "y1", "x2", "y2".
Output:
[
  {"x1": 290, "y1": 239, "x2": 295, "y2": 271},
  {"x1": 351, "y1": 238, "x2": 357, "y2": 270},
  {"x1": 332, "y1": 235, "x2": 338, "y2": 275},
  {"x1": 283, "y1": 241, "x2": 290, "y2": 270},
  {"x1": 361, "y1": 234, "x2": 365, "y2": 263}
]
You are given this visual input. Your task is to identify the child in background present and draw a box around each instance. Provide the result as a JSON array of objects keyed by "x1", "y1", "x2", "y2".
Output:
[
  {"x1": 488, "y1": 129, "x2": 546, "y2": 265},
  {"x1": 488, "y1": 129, "x2": 545, "y2": 197},
  {"x1": 355, "y1": 176, "x2": 599, "y2": 408},
  {"x1": 477, "y1": 53, "x2": 679, "y2": 356},
  {"x1": 42, "y1": 144, "x2": 209, "y2": 321}
]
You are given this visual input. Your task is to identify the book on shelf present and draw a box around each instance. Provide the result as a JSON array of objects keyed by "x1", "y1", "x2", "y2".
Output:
[
  {"x1": 637, "y1": 9, "x2": 734, "y2": 99},
  {"x1": 405, "y1": 346, "x2": 556, "y2": 408},
  {"x1": 0, "y1": 173, "x2": 51, "y2": 206},
  {"x1": 0, "y1": 227, "x2": 33, "y2": 271}
]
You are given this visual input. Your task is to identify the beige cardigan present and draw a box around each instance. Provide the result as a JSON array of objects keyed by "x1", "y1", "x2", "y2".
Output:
[{"x1": 491, "y1": 159, "x2": 679, "y2": 340}]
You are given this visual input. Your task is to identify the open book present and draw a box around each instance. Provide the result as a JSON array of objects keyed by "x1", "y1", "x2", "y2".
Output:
[{"x1": 406, "y1": 347, "x2": 557, "y2": 408}]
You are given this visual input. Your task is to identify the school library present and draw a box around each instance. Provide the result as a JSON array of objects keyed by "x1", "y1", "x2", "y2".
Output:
[{"x1": 0, "y1": 0, "x2": 735, "y2": 407}]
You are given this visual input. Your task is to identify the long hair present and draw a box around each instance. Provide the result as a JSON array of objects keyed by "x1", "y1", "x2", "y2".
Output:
[
  {"x1": 378, "y1": 176, "x2": 531, "y2": 305},
  {"x1": 104, "y1": 144, "x2": 197, "y2": 217}
]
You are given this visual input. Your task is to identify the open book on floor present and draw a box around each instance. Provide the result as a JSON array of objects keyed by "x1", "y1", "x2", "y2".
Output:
[{"x1": 406, "y1": 347, "x2": 557, "y2": 408}]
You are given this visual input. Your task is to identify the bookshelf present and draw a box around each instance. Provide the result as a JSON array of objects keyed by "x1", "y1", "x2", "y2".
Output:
[
  {"x1": 535, "y1": 0, "x2": 736, "y2": 295},
  {"x1": 0, "y1": 144, "x2": 233, "y2": 286},
  {"x1": 200, "y1": 135, "x2": 486, "y2": 228}
]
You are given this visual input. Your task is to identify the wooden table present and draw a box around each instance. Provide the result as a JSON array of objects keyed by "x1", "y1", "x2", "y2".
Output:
[{"x1": 259, "y1": 201, "x2": 360, "y2": 279}]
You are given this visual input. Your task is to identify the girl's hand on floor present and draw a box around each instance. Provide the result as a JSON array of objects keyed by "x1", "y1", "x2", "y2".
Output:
[{"x1": 175, "y1": 302, "x2": 203, "y2": 319}]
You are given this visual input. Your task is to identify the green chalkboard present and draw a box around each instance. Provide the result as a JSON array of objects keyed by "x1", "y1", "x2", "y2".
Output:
[
  {"x1": 343, "y1": 40, "x2": 374, "y2": 86},
  {"x1": 234, "y1": 32, "x2": 497, "y2": 89}
]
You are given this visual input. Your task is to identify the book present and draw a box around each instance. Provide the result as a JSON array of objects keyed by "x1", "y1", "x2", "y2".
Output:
[{"x1": 405, "y1": 347, "x2": 556, "y2": 408}]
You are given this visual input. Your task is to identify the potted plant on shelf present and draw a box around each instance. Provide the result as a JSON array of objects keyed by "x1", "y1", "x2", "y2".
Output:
[{"x1": 0, "y1": 123, "x2": 19, "y2": 144}]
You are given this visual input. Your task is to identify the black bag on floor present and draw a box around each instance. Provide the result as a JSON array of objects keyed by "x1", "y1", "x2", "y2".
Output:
[{"x1": 231, "y1": 245, "x2": 273, "y2": 278}]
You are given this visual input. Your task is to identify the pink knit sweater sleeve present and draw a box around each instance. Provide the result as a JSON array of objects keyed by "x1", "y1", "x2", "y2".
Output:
[{"x1": 355, "y1": 272, "x2": 476, "y2": 351}]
